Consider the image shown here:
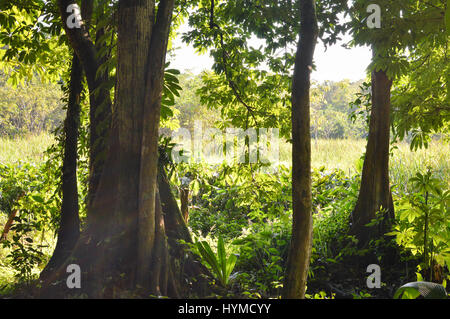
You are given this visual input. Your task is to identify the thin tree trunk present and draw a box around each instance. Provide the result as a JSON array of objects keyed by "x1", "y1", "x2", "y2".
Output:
[
  {"x1": 350, "y1": 68, "x2": 394, "y2": 245},
  {"x1": 1, "y1": 191, "x2": 26, "y2": 241},
  {"x1": 283, "y1": 0, "x2": 318, "y2": 299},
  {"x1": 180, "y1": 188, "x2": 190, "y2": 223},
  {"x1": 1, "y1": 207, "x2": 19, "y2": 241},
  {"x1": 57, "y1": 0, "x2": 112, "y2": 212},
  {"x1": 41, "y1": 54, "x2": 83, "y2": 278}
]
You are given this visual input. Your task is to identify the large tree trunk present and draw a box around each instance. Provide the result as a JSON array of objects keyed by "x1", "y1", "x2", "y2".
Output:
[
  {"x1": 37, "y1": 0, "x2": 212, "y2": 298},
  {"x1": 350, "y1": 68, "x2": 395, "y2": 245},
  {"x1": 283, "y1": 0, "x2": 318, "y2": 299},
  {"x1": 40, "y1": 54, "x2": 83, "y2": 279},
  {"x1": 136, "y1": 0, "x2": 175, "y2": 289}
]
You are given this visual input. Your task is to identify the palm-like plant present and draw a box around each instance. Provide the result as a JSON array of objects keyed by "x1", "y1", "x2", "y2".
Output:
[{"x1": 194, "y1": 236, "x2": 238, "y2": 287}]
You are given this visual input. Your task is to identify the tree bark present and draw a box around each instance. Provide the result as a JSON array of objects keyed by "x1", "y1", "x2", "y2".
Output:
[
  {"x1": 350, "y1": 68, "x2": 395, "y2": 245},
  {"x1": 1, "y1": 204, "x2": 21, "y2": 241},
  {"x1": 40, "y1": 54, "x2": 83, "y2": 279},
  {"x1": 38, "y1": 0, "x2": 187, "y2": 298},
  {"x1": 180, "y1": 187, "x2": 190, "y2": 223},
  {"x1": 56, "y1": 0, "x2": 112, "y2": 211},
  {"x1": 136, "y1": 0, "x2": 175, "y2": 289},
  {"x1": 0, "y1": 192, "x2": 25, "y2": 241},
  {"x1": 156, "y1": 161, "x2": 212, "y2": 296},
  {"x1": 283, "y1": 0, "x2": 318, "y2": 299}
]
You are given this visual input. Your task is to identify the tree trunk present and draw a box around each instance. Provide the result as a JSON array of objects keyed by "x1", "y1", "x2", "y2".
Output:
[
  {"x1": 87, "y1": 10, "x2": 113, "y2": 210},
  {"x1": 0, "y1": 192, "x2": 25, "y2": 241},
  {"x1": 38, "y1": 0, "x2": 202, "y2": 298},
  {"x1": 283, "y1": 0, "x2": 318, "y2": 299},
  {"x1": 156, "y1": 161, "x2": 212, "y2": 296},
  {"x1": 40, "y1": 54, "x2": 83, "y2": 279},
  {"x1": 350, "y1": 68, "x2": 395, "y2": 245},
  {"x1": 180, "y1": 187, "x2": 190, "y2": 223},
  {"x1": 1, "y1": 206, "x2": 19, "y2": 241},
  {"x1": 56, "y1": 0, "x2": 112, "y2": 212}
]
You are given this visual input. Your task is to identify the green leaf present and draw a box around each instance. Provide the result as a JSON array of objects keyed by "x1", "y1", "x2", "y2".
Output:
[
  {"x1": 31, "y1": 195, "x2": 44, "y2": 203},
  {"x1": 394, "y1": 282, "x2": 448, "y2": 299},
  {"x1": 225, "y1": 254, "x2": 237, "y2": 282},
  {"x1": 196, "y1": 241, "x2": 220, "y2": 277},
  {"x1": 217, "y1": 236, "x2": 226, "y2": 280}
]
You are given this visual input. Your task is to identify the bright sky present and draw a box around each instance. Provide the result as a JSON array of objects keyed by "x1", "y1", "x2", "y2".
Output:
[{"x1": 168, "y1": 25, "x2": 373, "y2": 83}]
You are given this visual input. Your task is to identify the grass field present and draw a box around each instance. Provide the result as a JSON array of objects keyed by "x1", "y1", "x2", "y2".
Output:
[
  {"x1": 0, "y1": 133, "x2": 55, "y2": 165},
  {"x1": 278, "y1": 138, "x2": 449, "y2": 189},
  {"x1": 1, "y1": 132, "x2": 448, "y2": 185}
]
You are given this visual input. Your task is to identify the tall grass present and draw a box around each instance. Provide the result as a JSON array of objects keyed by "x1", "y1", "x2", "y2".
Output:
[
  {"x1": 390, "y1": 140, "x2": 450, "y2": 190},
  {"x1": 0, "y1": 133, "x2": 55, "y2": 165},
  {"x1": 1, "y1": 133, "x2": 448, "y2": 187},
  {"x1": 279, "y1": 138, "x2": 449, "y2": 188}
]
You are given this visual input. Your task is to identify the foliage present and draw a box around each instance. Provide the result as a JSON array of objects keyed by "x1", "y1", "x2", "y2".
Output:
[
  {"x1": 171, "y1": 72, "x2": 222, "y2": 130},
  {"x1": 179, "y1": 161, "x2": 365, "y2": 297},
  {"x1": 232, "y1": 219, "x2": 290, "y2": 297},
  {"x1": 167, "y1": 72, "x2": 370, "y2": 140},
  {"x1": 0, "y1": 161, "x2": 60, "y2": 283},
  {"x1": 161, "y1": 65, "x2": 183, "y2": 129},
  {"x1": 311, "y1": 168, "x2": 360, "y2": 260},
  {"x1": 0, "y1": 71, "x2": 64, "y2": 137},
  {"x1": 312, "y1": 80, "x2": 367, "y2": 139},
  {"x1": 192, "y1": 235, "x2": 237, "y2": 287},
  {"x1": 388, "y1": 169, "x2": 450, "y2": 279},
  {"x1": 0, "y1": 0, "x2": 449, "y2": 298},
  {"x1": 0, "y1": 1, "x2": 68, "y2": 84},
  {"x1": 183, "y1": 0, "x2": 349, "y2": 138},
  {"x1": 393, "y1": 281, "x2": 447, "y2": 299},
  {"x1": 0, "y1": 84, "x2": 89, "y2": 286},
  {"x1": 181, "y1": 163, "x2": 291, "y2": 241},
  {"x1": 392, "y1": 44, "x2": 450, "y2": 150},
  {"x1": 349, "y1": 0, "x2": 450, "y2": 151}
]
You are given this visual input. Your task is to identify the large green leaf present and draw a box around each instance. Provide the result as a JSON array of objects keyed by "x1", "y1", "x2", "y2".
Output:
[
  {"x1": 225, "y1": 254, "x2": 238, "y2": 282},
  {"x1": 217, "y1": 236, "x2": 226, "y2": 281},
  {"x1": 394, "y1": 282, "x2": 448, "y2": 299},
  {"x1": 196, "y1": 241, "x2": 220, "y2": 279}
]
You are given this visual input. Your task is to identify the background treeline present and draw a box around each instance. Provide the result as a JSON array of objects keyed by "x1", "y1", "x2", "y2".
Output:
[
  {"x1": 0, "y1": 71, "x2": 63, "y2": 137},
  {"x1": 0, "y1": 70, "x2": 366, "y2": 140},
  {"x1": 165, "y1": 72, "x2": 368, "y2": 139}
]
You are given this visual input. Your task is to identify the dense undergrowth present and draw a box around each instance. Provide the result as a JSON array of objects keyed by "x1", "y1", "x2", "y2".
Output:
[
  {"x1": 180, "y1": 163, "x2": 449, "y2": 298},
  {"x1": 0, "y1": 135, "x2": 449, "y2": 298}
]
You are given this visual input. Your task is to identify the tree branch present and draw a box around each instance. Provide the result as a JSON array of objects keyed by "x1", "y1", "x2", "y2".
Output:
[
  {"x1": 56, "y1": 0, "x2": 99, "y2": 90},
  {"x1": 209, "y1": 0, "x2": 258, "y2": 125}
]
